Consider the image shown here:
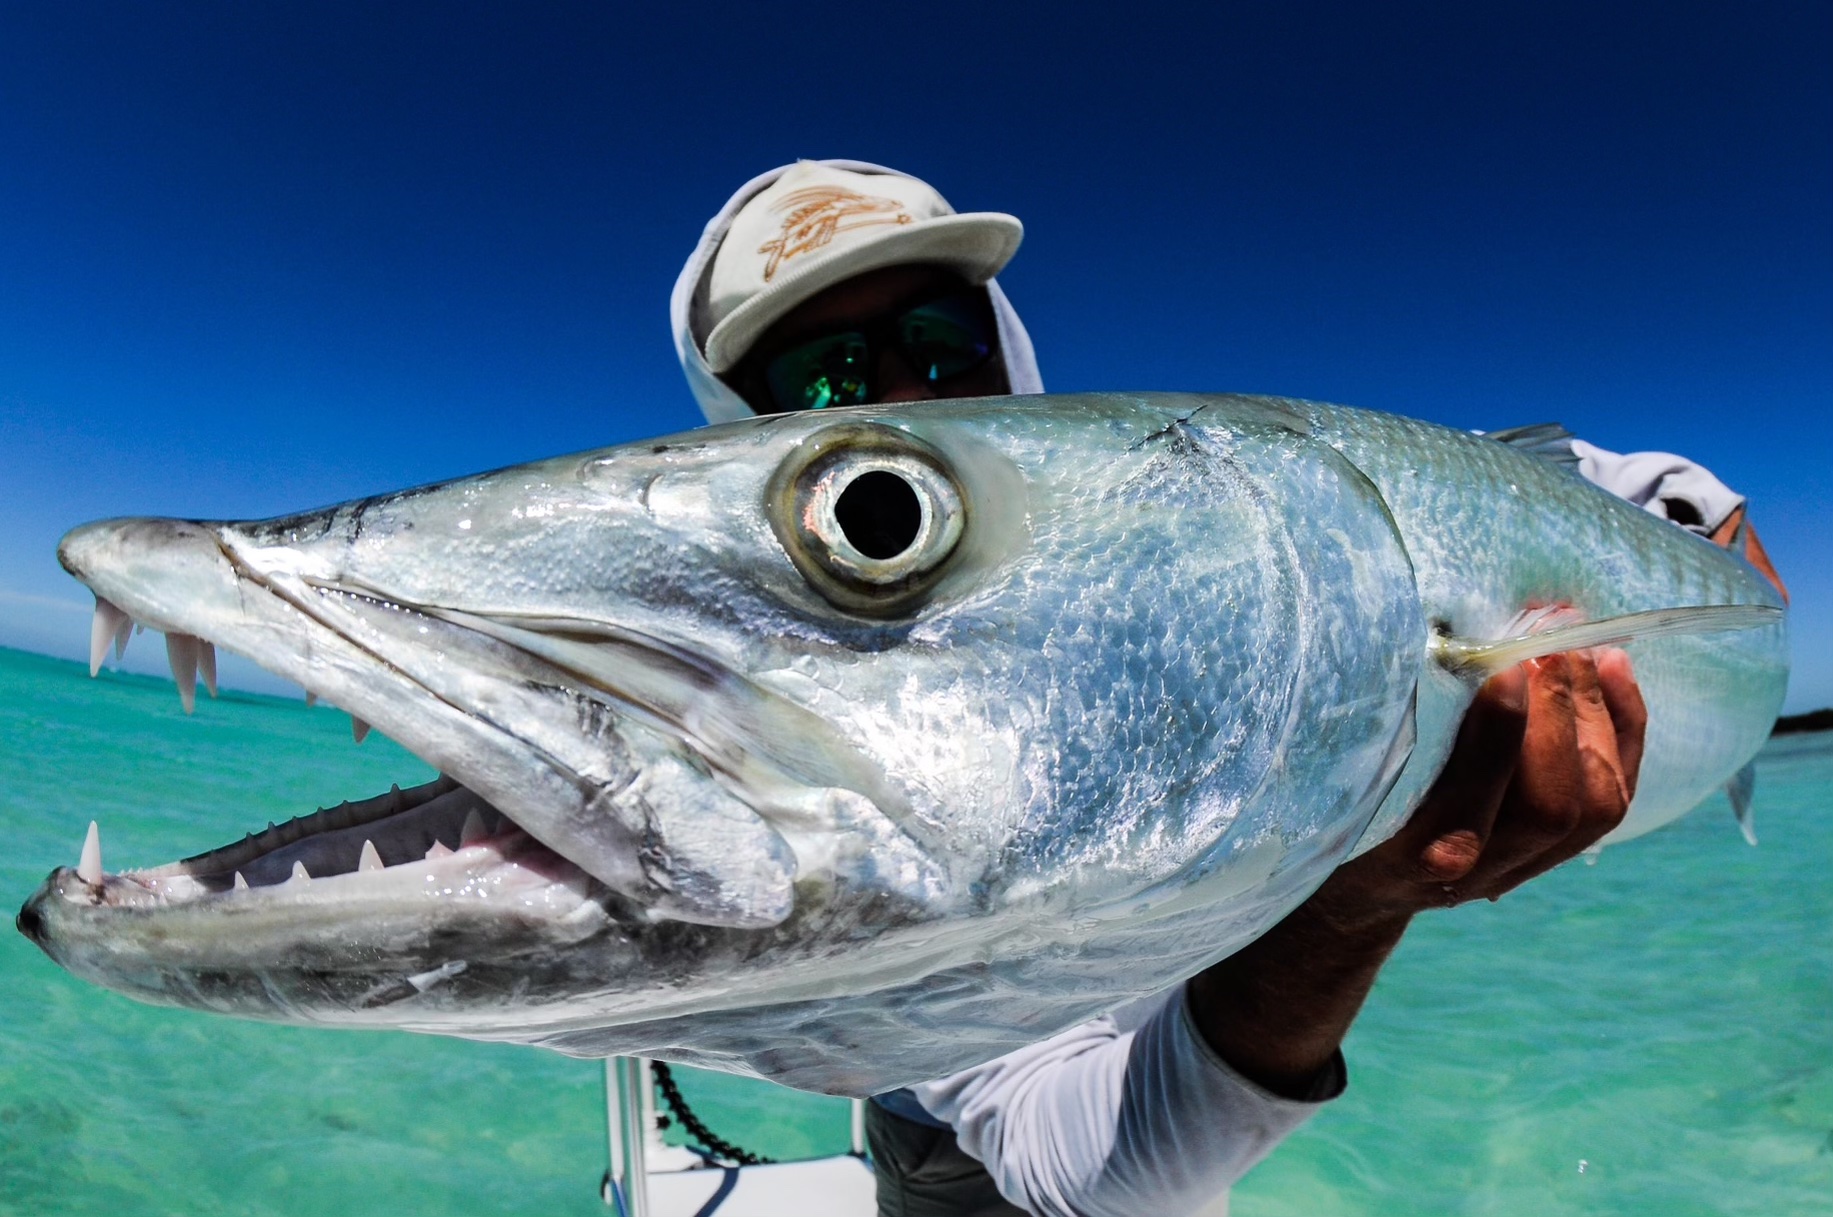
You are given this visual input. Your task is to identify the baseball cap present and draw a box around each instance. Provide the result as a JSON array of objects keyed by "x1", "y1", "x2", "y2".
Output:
[{"x1": 699, "y1": 162, "x2": 1024, "y2": 375}]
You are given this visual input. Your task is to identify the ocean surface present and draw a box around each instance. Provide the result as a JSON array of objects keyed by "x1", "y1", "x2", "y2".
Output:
[{"x1": 1, "y1": 644, "x2": 1828, "y2": 1216}]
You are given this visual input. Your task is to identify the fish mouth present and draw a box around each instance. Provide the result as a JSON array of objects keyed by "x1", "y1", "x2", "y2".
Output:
[
  {"x1": 16, "y1": 774, "x2": 607, "y2": 999},
  {"x1": 19, "y1": 511, "x2": 825, "y2": 1020}
]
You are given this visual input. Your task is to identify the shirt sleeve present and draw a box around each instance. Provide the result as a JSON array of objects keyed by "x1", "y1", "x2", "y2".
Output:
[
  {"x1": 1569, "y1": 439, "x2": 1745, "y2": 534},
  {"x1": 906, "y1": 986, "x2": 1340, "y2": 1217}
]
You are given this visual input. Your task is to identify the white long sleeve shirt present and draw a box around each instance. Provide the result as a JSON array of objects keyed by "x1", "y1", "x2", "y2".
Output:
[{"x1": 894, "y1": 984, "x2": 1340, "y2": 1217}]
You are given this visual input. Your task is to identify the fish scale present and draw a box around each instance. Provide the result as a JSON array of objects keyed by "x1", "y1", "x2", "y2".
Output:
[
  {"x1": 18, "y1": 393, "x2": 1785, "y2": 1094},
  {"x1": 1303, "y1": 398, "x2": 1786, "y2": 850}
]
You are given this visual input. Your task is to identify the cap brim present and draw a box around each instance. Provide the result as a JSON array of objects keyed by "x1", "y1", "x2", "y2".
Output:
[{"x1": 702, "y1": 212, "x2": 1023, "y2": 374}]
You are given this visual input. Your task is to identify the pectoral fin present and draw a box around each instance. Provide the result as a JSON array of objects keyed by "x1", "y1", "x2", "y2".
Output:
[
  {"x1": 1433, "y1": 605, "x2": 1783, "y2": 680},
  {"x1": 1726, "y1": 761, "x2": 1758, "y2": 846}
]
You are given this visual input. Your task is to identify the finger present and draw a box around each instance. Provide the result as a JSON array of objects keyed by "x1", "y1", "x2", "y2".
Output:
[
  {"x1": 1405, "y1": 664, "x2": 1529, "y2": 885},
  {"x1": 1465, "y1": 653, "x2": 1587, "y2": 894},
  {"x1": 1596, "y1": 648, "x2": 1646, "y2": 804},
  {"x1": 1494, "y1": 650, "x2": 1632, "y2": 885},
  {"x1": 1741, "y1": 522, "x2": 1789, "y2": 602},
  {"x1": 1707, "y1": 504, "x2": 1745, "y2": 549},
  {"x1": 1567, "y1": 648, "x2": 1630, "y2": 821}
]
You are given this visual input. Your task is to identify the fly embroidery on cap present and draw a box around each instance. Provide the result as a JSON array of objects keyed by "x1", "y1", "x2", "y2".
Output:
[{"x1": 757, "y1": 187, "x2": 914, "y2": 282}]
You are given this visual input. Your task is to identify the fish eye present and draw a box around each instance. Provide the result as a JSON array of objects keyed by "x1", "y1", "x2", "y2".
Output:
[
  {"x1": 768, "y1": 425, "x2": 966, "y2": 616},
  {"x1": 835, "y1": 471, "x2": 923, "y2": 558}
]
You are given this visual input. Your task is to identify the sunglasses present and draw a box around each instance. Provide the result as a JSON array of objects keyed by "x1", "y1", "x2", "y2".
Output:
[{"x1": 748, "y1": 290, "x2": 998, "y2": 414}]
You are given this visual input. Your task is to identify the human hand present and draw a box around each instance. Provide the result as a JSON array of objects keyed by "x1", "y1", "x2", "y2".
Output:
[
  {"x1": 1187, "y1": 651, "x2": 1648, "y2": 1095},
  {"x1": 1318, "y1": 648, "x2": 1648, "y2": 927}
]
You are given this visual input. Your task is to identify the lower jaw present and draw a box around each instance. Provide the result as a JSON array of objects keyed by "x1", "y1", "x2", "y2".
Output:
[
  {"x1": 19, "y1": 866, "x2": 626, "y2": 1024},
  {"x1": 17, "y1": 773, "x2": 622, "y2": 1010}
]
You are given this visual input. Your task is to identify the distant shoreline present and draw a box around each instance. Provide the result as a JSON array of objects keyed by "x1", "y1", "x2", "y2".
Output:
[{"x1": 1773, "y1": 709, "x2": 1833, "y2": 735}]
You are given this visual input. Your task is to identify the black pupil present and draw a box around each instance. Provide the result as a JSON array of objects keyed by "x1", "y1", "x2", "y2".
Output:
[{"x1": 834, "y1": 471, "x2": 923, "y2": 559}]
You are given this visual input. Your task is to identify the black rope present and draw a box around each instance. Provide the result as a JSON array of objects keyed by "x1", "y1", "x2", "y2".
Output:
[{"x1": 649, "y1": 1061, "x2": 775, "y2": 1166}]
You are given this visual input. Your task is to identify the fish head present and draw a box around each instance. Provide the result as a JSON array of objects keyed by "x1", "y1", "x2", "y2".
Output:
[{"x1": 20, "y1": 393, "x2": 1421, "y2": 1090}]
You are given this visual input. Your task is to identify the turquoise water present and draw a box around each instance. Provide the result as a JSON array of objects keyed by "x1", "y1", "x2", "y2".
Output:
[{"x1": 2, "y1": 645, "x2": 1829, "y2": 1215}]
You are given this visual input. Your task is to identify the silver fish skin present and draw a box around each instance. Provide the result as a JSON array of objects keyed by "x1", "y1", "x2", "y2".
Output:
[{"x1": 17, "y1": 393, "x2": 1787, "y2": 1095}]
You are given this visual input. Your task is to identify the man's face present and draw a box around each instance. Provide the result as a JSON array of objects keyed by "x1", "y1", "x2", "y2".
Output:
[{"x1": 723, "y1": 264, "x2": 1010, "y2": 414}]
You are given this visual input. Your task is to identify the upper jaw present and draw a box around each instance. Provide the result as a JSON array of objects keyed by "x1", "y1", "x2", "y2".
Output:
[
  {"x1": 59, "y1": 515, "x2": 610, "y2": 854},
  {"x1": 49, "y1": 515, "x2": 801, "y2": 928}
]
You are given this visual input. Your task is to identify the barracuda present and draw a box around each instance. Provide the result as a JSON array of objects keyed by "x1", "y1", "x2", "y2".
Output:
[{"x1": 16, "y1": 393, "x2": 1787, "y2": 1095}]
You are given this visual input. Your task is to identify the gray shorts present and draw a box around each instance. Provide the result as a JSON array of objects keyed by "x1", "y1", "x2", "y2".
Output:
[{"x1": 865, "y1": 1099, "x2": 1028, "y2": 1217}]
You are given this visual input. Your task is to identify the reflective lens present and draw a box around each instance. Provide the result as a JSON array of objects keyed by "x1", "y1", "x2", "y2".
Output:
[
  {"x1": 765, "y1": 333, "x2": 872, "y2": 412},
  {"x1": 752, "y1": 289, "x2": 999, "y2": 413},
  {"x1": 898, "y1": 295, "x2": 994, "y2": 384}
]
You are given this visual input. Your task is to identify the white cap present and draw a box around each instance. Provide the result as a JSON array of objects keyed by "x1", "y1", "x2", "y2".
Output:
[{"x1": 698, "y1": 162, "x2": 1023, "y2": 374}]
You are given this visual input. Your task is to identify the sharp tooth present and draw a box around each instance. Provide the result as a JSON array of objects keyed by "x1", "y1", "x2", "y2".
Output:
[
  {"x1": 460, "y1": 809, "x2": 488, "y2": 847},
  {"x1": 351, "y1": 716, "x2": 370, "y2": 744},
  {"x1": 90, "y1": 599, "x2": 129, "y2": 676},
  {"x1": 198, "y1": 641, "x2": 218, "y2": 698},
  {"x1": 76, "y1": 821, "x2": 102, "y2": 884},
  {"x1": 165, "y1": 633, "x2": 200, "y2": 714},
  {"x1": 233, "y1": 871, "x2": 249, "y2": 890},
  {"x1": 359, "y1": 840, "x2": 384, "y2": 872},
  {"x1": 290, "y1": 860, "x2": 311, "y2": 883},
  {"x1": 425, "y1": 841, "x2": 453, "y2": 860}
]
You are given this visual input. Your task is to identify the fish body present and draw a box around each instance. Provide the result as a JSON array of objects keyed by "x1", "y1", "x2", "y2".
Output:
[{"x1": 17, "y1": 394, "x2": 1787, "y2": 1094}]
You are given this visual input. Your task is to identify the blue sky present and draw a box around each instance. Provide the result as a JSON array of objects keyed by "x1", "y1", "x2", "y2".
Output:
[{"x1": 1, "y1": 2, "x2": 1827, "y2": 709}]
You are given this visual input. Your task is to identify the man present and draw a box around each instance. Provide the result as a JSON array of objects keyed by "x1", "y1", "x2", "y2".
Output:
[{"x1": 670, "y1": 161, "x2": 1772, "y2": 1216}]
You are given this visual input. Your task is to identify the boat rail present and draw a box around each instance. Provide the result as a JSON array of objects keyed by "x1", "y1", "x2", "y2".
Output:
[{"x1": 600, "y1": 1058, "x2": 874, "y2": 1217}]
